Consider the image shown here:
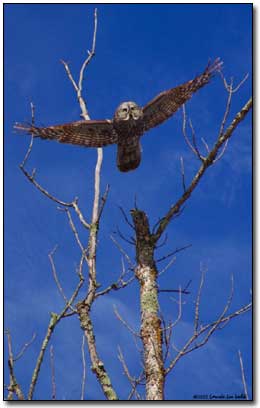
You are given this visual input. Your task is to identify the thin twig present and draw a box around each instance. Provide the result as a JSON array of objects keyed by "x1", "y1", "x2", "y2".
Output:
[
  {"x1": 119, "y1": 206, "x2": 135, "y2": 230},
  {"x1": 189, "y1": 118, "x2": 203, "y2": 160},
  {"x1": 161, "y1": 315, "x2": 173, "y2": 363},
  {"x1": 13, "y1": 332, "x2": 36, "y2": 362},
  {"x1": 95, "y1": 255, "x2": 134, "y2": 298},
  {"x1": 114, "y1": 226, "x2": 136, "y2": 245},
  {"x1": 77, "y1": 252, "x2": 85, "y2": 280},
  {"x1": 156, "y1": 244, "x2": 192, "y2": 263},
  {"x1": 60, "y1": 60, "x2": 79, "y2": 92},
  {"x1": 110, "y1": 234, "x2": 135, "y2": 269},
  {"x1": 180, "y1": 156, "x2": 186, "y2": 192},
  {"x1": 219, "y1": 70, "x2": 230, "y2": 92},
  {"x1": 118, "y1": 346, "x2": 144, "y2": 400},
  {"x1": 232, "y1": 73, "x2": 249, "y2": 93},
  {"x1": 219, "y1": 71, "x2": 249, "y2": 94},
  {"x1": 96, "y1": 275, "x2": 135, "y2": 298},
  {"x1": 167, "y1": 287, "x2": 184, "y2": 332},
  {"x1": 20, "y1": 134, "x2": 34, "y2": 169},
  {"x1": 163, "y1": 287, "x2": 183, "y2": 362},
  {"x1": 194, "y1": 264, "x2": 206, "y2": 332},
  {"x1": 218, "y1": 78, "x2": 233, "y2": 137},
  {"x1": 238, "y1": 350, "x2": 249, "y2": 400},
  {"x1": 213, "y1": 77, "x2": 234, "y2": 163},
  {"x1": 201, "y1": 137, "x2": 210, "y2": 154},
  {"x1": 60, "y1": 208, "x2": 88, "y2": 260},
  {"x1": 158, "y1": 256, "x2": 176, "y2": 276},
  {"x1": 213, "y1": 139, "x2": 229, "y2": 163},
  {"x1": 20, "y1": 164, "x2": 75, "y2": 207},
  {"x1": 19, "y1": 101, "x2": 75, "y2": 207},
  {"x1": 114, "y1": 305, "x2": 140, "y2": 338},
  {"x1": 159, "y1": 288, "x2": 190, "y2": 294},
  {"x1": 30, "y1": 101, "x2": 35, "y2": 124},
  {"x1": 58, "y1": 208, "x2": 90, "y2": 272},
  {"x1": 182, "y1": 105, "x2": 197, "y2": 155},
  {"x1": 61, "y1": 8, "x2": 98, "y2": 119},
  {"x1": 182, "y1": 105, "x2": 204, "y2": 160},
  {"x1": 216, "y1": 73, "x2": 249, "y2": 166},
  {"x1": 155, "y1": 233, "x2": 168, "y2": 249},
  {"x1": 20, "y1": 102, "x2": 35, "y2": 168},
  {"x1": 48, "y1": 245, "x2": 71, "y2": 307},
  {"x1": 78, "y1": 9, "x2": 98, "y2": 94}
]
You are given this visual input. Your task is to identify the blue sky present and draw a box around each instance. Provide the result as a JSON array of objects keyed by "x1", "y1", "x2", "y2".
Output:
[{"x1": 4, "y1": 4, "x2": 252, "y2": 401}]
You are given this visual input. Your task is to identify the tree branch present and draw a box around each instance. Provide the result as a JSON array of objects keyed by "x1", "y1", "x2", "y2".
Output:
[
  {"x1": 118, "y1": 346, "x2": 145, "y2": 400},
  {"x1": 156, "y1": 244, "x2": 192, "y2": 263},
  {"x1": 114, "y1": 305, "x2": 140, "y2": 338},
  {"x1": 60, "y1": 10, "x2": 118, "y2": 400},
  {"x1": 95, "y1": 257, "x2": 135, "y2": 298},
  {"x1": 28, "y1": 268, "x2": 84, "y2": 400},
  {"x1": 165, "y1": 272, "x2": 251, "y2": 375},
  {"x1": 13, "y1": 332, "x2": 36, "y2": 362},
  {"x1": 182, "y1": 105, "x2": 204, "y2": 161},
  {"x1": 81, "y1": 335, "x2": 87, "y2": 400},
  {"x1": 238, "y1": 349, "x2": 249, "y2": 400},
  {"x1": 110, "y1": 234, "x2": 135, "y2": 269},
  {"x1": 5, "y1": 330, "x2": 25, "y2": 400},
  {"x1": 48, "y1": 245, "x2": 77, "y2": 312},
  {"x1": 153, "y1": 97, "x2": 252, "y2": 242}
]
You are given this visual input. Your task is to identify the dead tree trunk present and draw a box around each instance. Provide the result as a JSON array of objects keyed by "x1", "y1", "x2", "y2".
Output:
[{"x1": 131, "y1": 209, "x2": 164, "y2": 400}]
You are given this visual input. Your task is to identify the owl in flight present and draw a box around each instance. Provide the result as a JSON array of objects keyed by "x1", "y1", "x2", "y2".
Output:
[{"x1": 15, "y1": 59, "x2": 222, "y2": 172}]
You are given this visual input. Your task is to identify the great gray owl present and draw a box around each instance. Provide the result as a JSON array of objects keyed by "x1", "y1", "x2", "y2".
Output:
[{"x1": 15, "y1": 59, "x2": 222, "y2": 172}]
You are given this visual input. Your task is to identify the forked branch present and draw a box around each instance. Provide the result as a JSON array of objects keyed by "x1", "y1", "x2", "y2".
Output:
[
  {"x1": 154, "y1": 97, "x2": 252, "y2": 242},
  {"x1": 5, "y1": 330, "x2": 26, "y2": 400},
  {"x1": 61, "y1": 8, "x2": 98, "y2": 120},
  {"x1": 165, "y1": 271, "x2": 251, "y2": 375}
]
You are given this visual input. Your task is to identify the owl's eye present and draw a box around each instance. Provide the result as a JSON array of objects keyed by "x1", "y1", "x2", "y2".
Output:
[
  {"x1": 122, "y1": 108, "x2": 128, "y2": 112},
  {"x1": 131, "y1": 106, "x2": 137, "y2": 110}
]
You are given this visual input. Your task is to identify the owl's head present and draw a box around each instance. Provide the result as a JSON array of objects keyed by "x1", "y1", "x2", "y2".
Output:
[{"x1": 114, "y1": 101, "x2": 143, "y2": 121}]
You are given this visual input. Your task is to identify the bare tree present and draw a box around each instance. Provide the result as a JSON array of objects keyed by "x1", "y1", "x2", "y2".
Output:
[{"x1": 6, "y1": 9, "x2": 252, "y2": 401}]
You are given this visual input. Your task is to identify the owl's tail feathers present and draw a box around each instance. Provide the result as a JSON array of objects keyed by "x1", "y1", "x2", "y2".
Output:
[
  {"x1": 117, "y1": 157, "x2": 141, "y2": 172},
  {"x1": 117, "y1": 143, "x2": 141, "y2": 172}
]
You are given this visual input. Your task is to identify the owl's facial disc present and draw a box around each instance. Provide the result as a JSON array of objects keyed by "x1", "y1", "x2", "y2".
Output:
[{"x1": 115, "y1": 102, "x2": 143, "y2": 121}]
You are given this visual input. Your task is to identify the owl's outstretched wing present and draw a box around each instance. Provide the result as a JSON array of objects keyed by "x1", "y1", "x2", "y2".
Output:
[
  {"x1": 14, "y1": 119, "x2": 118, "y2": 147},
  {"x1": 142, "y1": 58, "x2": 223, "y2": 132}
]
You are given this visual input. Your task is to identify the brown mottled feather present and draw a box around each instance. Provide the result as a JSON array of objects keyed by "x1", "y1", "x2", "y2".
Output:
[{"x1": 14, "y1": 120, "x2": 118, "y2": 147}]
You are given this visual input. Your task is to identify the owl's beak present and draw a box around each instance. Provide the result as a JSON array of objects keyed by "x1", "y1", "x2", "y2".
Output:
[{"x1": 129, "y1": 109, "x2": 136, "y2": 119}]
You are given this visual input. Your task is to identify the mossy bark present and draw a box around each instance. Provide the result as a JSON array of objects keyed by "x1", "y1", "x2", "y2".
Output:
[
  {"x1": 131, "y1": 210, "x2": 164, "y2": 400},
  {"x1": 77, "y1": 302, "x2": 118, "y2": 400}
]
